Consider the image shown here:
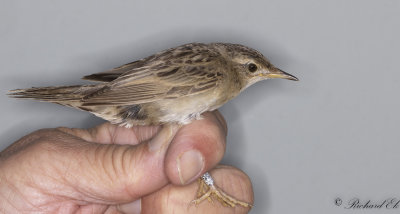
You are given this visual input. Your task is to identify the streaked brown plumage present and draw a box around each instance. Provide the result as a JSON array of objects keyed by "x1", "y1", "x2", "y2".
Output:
[{"x1": 9, "y1": 43, "x2": 297, "y2": 128}]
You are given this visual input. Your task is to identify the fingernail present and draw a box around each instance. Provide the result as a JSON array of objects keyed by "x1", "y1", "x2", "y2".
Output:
[
  {"x1": 117, "y1": 199, "x2": 141, "y2": 214},
  {"x1": 177, "y1": 150, "x2": 204, "y2": 185}
]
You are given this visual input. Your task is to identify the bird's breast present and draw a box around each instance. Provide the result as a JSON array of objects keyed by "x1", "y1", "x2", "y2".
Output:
[{"x1": 155, "y1": 89, "x2": 225, "y2": 124}]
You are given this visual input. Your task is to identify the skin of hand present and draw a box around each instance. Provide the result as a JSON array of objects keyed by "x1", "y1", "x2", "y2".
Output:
[{"x1": 0, "y1": 111, "x2": 253, "y2": 214}]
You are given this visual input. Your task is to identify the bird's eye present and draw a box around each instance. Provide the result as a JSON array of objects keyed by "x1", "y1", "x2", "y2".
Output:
[{"x1": 248, "y1": 63, "x2": 258, "y2": 73}]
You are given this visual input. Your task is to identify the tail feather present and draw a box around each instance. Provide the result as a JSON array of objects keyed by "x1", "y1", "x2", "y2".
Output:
[{"x1": 8, "y1": 85, "x2": 100, "y2": 104}]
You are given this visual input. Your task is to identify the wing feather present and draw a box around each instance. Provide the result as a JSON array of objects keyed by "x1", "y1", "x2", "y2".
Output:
[
  {"x1": 82, "y1": 43, "x2": 225, "y2": 106},
  {"x1": 82, "y1": 60, "x2": 150, "y2": 82}
]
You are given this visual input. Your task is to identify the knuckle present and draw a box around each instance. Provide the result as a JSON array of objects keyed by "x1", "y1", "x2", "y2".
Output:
[
  {"x1": 95, "y1": 144, "x2": 134, "y2": 181},
  {"x1": 5, "y1": 128, "x2": 58, "y2": 154}
]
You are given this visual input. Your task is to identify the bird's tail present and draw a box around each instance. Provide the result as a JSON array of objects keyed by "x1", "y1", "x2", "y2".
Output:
[{"x1": 8, "y1": 85, "x2": 100, "y2": 107}]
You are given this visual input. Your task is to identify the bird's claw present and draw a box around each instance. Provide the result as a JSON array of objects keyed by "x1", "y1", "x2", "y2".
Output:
[{"x1": 190, "y1": 177, "x2": 253, "y2": 208}]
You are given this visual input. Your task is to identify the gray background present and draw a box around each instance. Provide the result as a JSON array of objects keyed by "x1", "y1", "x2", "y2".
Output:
[{"x1": 1, "y1": 0, "x2": 399, "y2": 213}]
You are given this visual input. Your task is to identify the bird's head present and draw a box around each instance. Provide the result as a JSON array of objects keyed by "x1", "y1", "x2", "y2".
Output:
[{"x1": 216, "y1": 43, "x2": 298, "y2": 89}]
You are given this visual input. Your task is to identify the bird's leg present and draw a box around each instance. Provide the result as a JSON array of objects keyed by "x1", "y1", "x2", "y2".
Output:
[
  {"x1": 148, "y1": 123, "x2": 182, "y2": 153},
  {"x1": 191, "y1": 172, "x2": 253, "y2": 208}
]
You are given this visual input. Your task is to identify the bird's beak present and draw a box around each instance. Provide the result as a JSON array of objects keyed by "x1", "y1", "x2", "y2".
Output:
[{"x1": 264, "y1": 68, "x2": 298, "y2": 81}]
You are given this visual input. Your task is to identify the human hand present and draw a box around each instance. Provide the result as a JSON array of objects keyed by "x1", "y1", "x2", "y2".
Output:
[{"x1": 0, "y1": 111, "x2": 253, "y2": 213}]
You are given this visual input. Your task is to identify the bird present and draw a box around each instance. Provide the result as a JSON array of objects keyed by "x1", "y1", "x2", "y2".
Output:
[{"x1": 9, "y1": 42, "x2": 298, "y2": 208}]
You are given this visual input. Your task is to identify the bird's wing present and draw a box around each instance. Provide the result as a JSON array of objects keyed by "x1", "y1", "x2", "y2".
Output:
[
  {"x1": 81, "y1": 43, "x2": 215, "y2": 83},
  {"x1": 81, "y1": 45, "x2": 225, "y2": 106},
  {"x1": 82, "y1": 59, "x2": 149, "y2": 82}
]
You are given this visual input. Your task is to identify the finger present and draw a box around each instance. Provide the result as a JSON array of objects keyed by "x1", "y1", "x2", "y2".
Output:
[
  {"x1": 10, "y1": 124, "x2": 180, "y2": 205},
  {"x1": 116, "y1": 199, "x2": 141, "y2": 214},
  {"x1": 137, "y1": 165, "x2": 254, "y2": 214},
  {"x1": 164, "y1": 111, "x2": 227, "y2": 185},
  {"x1": 57, "y1": 110, "x2": 225, "y2": 146},
  {"x1": 80, "y1": 124, "x2": 180, "y2": 203},
  {"x1": 57, "y1": 123, "x2": 160, "y2": 145}
]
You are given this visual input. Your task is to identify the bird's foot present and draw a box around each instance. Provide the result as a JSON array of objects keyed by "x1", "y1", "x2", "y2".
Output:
[{"x1": 190, "y1": 172, "x2": 253, "y2": 208}]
